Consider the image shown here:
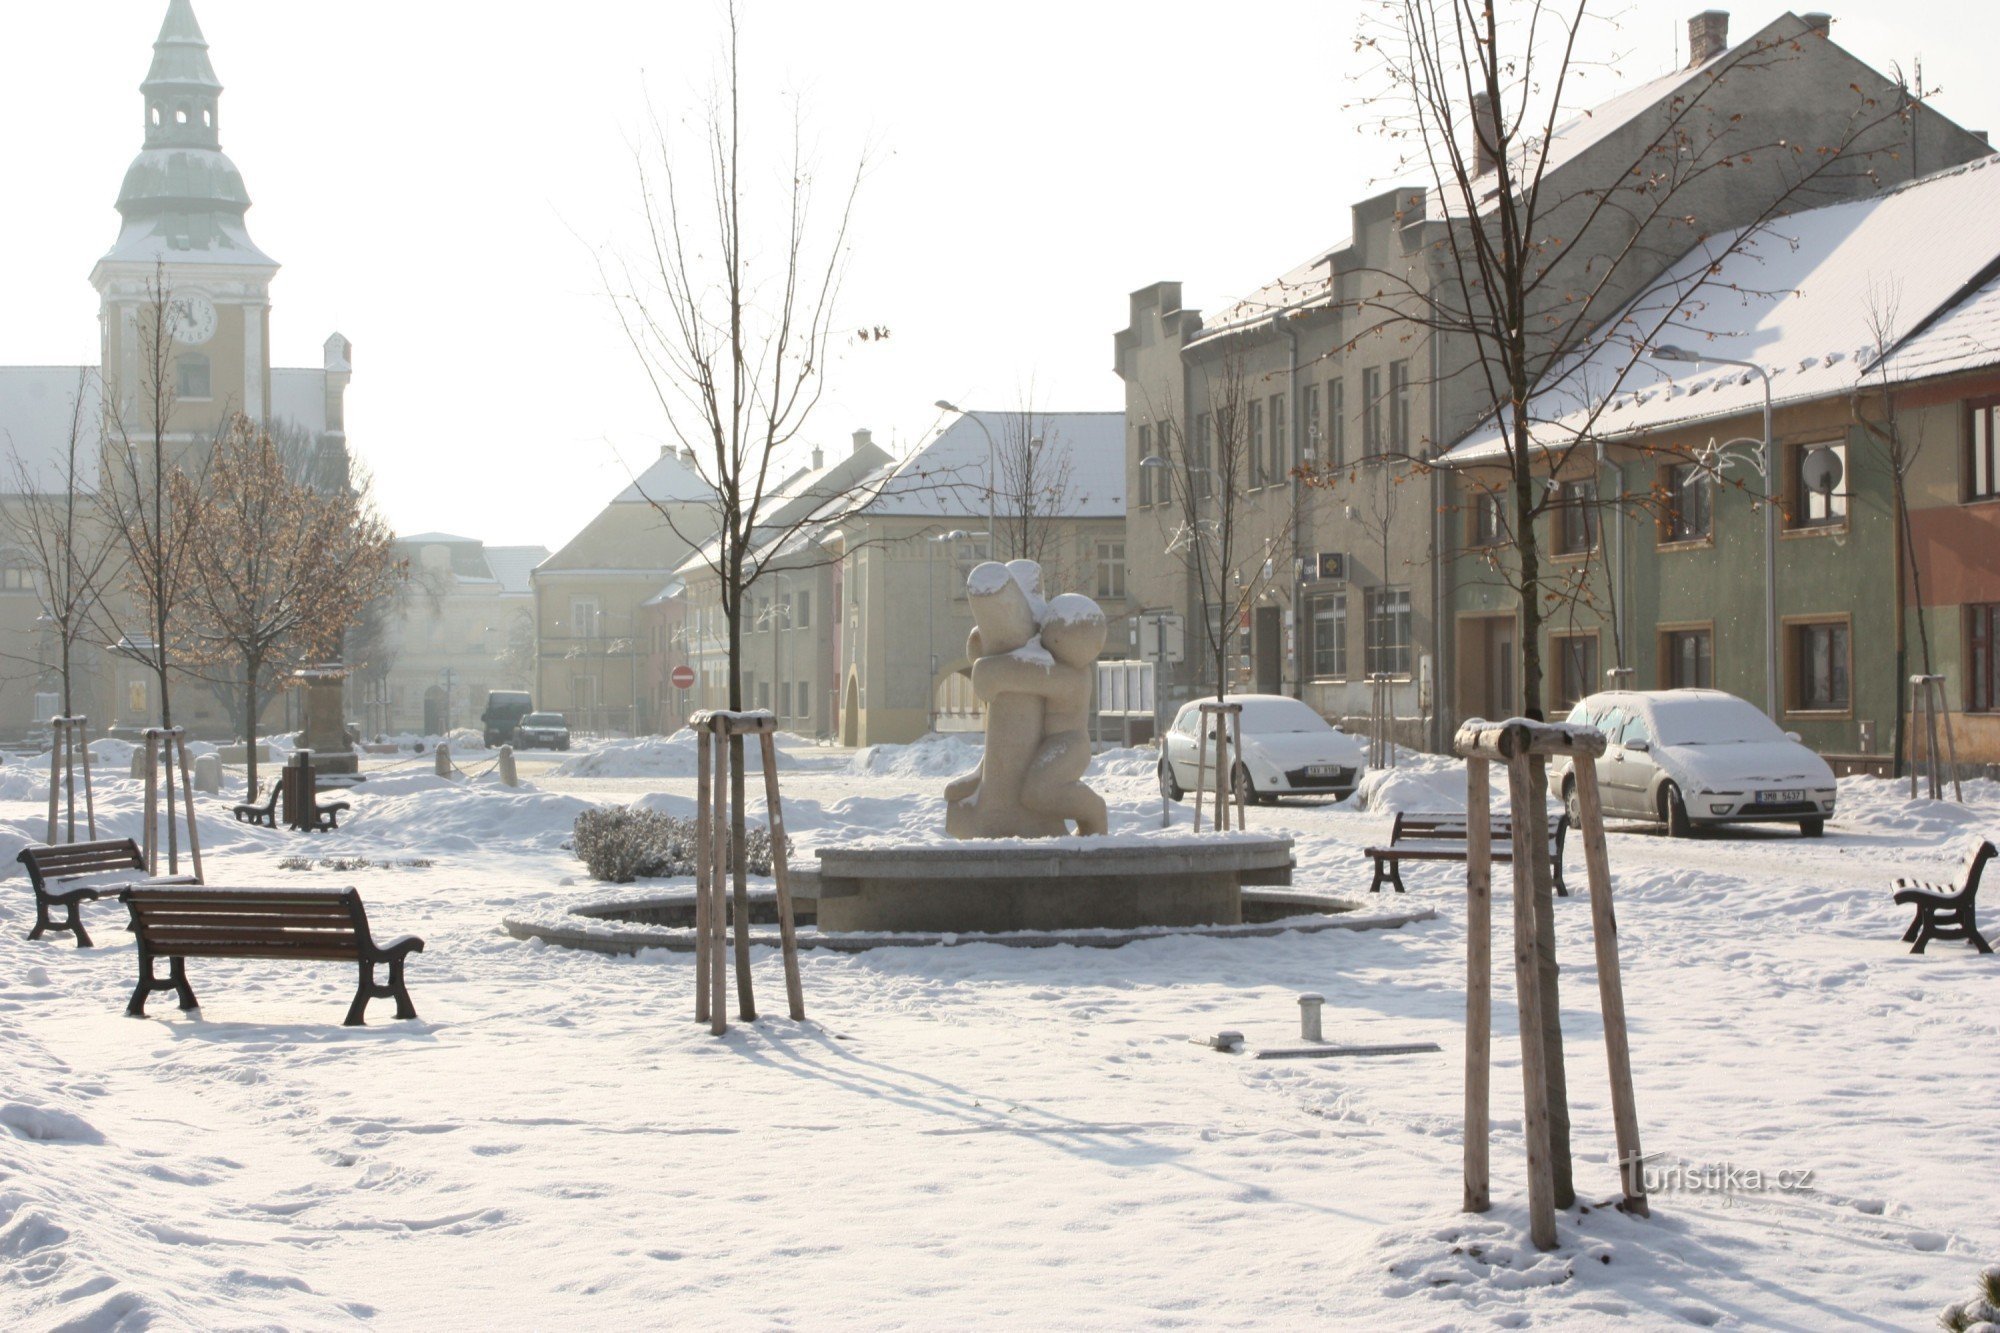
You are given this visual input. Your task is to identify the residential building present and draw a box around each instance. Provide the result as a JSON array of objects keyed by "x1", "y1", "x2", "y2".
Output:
[
  {"x1": 533, "y1": 448, "x2": 717, "y2": 735},
  {"x1": 1439, "y1": 152, "x2": 2000, "y2": 767},
  {"x1": 1115, "y1": 9, "x2": 1988, "y2": 750},
  {"x1": 359, "y1": 534, "x2": 547, "y2": 738}
]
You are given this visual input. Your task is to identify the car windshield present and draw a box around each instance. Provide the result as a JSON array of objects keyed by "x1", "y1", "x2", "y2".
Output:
[
  {"x1": 522, "y1": 713, "x2": 564, "y2": 726},
  {"x1": 1649, "y1": 696, "x2": 1787, "y2": 747}
]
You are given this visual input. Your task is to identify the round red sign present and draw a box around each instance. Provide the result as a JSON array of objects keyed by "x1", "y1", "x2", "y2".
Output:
[{"x1": 670, "y1": 664, "x2": 696, "y2": 690}]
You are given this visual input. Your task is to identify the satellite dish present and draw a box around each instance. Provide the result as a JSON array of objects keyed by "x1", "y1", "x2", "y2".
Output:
[{"x1": 1801, "y1": 446, "x2": 1844, "y2": 496}]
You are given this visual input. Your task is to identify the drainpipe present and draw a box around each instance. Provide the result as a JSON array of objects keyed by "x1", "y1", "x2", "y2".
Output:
[
  {"x1": 1429, "y1": 323, "x2": 1446, "y2": 752},
  {"x1": 1597, "y1": 440, "x2": 1626, "y2": 669},
  {"x1": 1276, "y1": 313, "x2": 1305, "y2": 700}
]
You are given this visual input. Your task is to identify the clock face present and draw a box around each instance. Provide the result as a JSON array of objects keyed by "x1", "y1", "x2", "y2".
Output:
[{"x1": 169, "y1": 294, "x2": 218, "y2": 346}]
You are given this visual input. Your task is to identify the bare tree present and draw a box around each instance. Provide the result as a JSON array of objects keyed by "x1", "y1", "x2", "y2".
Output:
[
  {"x1": 0, "y1": 369, "x2": 121, "y2": 718},
  {"x1": 101, "y1": 264, "x2": 214, "y2": 731},
  {"x1": 991, "y1": 398, "x2": 1080, "y2": 581},
  {"x1": 1149, "y1": 354, "x2": 1301, "y2": 703},
  {"x1": 1355, "y1": 1, "x2": 1942, "y2": 1205},
  {"x1": 172, "y1": 415, "x2": 397, "y2": 798}
]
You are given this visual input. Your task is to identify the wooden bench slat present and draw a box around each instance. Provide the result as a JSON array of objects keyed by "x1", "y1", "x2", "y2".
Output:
[
  {"x1": 138, "y1": 911, "x2": 355, "y2": 930},
  {"x1": 129, "y1": 893, "x2": 356, "y2": 912},
  {"x1": 141, "y1": 943, "x2": 370, "y2": 962}
]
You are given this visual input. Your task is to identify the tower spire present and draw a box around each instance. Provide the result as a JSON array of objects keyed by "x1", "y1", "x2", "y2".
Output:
[{"x1": 99, "y1": 0, "x2": 273, "y2": 267}]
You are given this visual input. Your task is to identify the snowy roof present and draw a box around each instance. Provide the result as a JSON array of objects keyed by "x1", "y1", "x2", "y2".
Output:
[
  {"x1": 1875, "y1": 269, "x2": 2000, "y2": 384},
  {"x1": 1194, "y1": 248, "x2": 1345, "y2": 342},
  {"x1": 613, "y1": 449, "x2": 713, "y2": 506},
  {"x1": 0, "y1": 368, "x2": 103, "y2": 492},
  {"x1": 862, "y1": 411, "x2": 1126, "y2": 519},
  {"x1": 1441, "y1": 153, "x2": 2000, "y2": 463},
  {"x1": 484, "y1": 545, "x2": 549, "y2": 595},
  {"x1": 673, "y1": 441, "x2": 895, "y2": 577}
]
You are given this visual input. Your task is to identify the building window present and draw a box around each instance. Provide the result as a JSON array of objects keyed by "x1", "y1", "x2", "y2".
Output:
[
  {"x1": 175, "y1": 353, "x2": 210, "y2": 399},
  {"x1": 1553, "y1": 480, "x2": 1598, "y2": 556},
  {"x1": 1364, "y1": 586, "x2": 1412, "y2": 677},
  {"x1": 1362, "y1": 367, "x2": 1384, "y2": 457},
  {"x1": 1308, "y1": 591, "x2": 1347, "y2": 680},
  {"x1": 1970, "y1": 604, "x2": 1999, "y2": 712},
  {"x1": 1789, "y1": 441, "x2": 1848, "y2": 529},
  {"x1": 1553, "y1": 633, "x2": 1598, "y2": 712},
  {"x1": 1791, "y1": 621, "x2": 1850, "y2": 712},
  {"x1": 0, "y1": 564, "x2": 35, "y2": 592},
  {"x1": 1969, "y1": 401, "x2": 1999, "y2": 501},
  {"x1": 951, "y1": 535, "x2": 991, "y2": 595},
  {"x1": 1469, "y1": 490, "x2": 1505, "y2": 547},
  {"x1": 1269, "y1": 392, "x2": 1288, "y2": 483},
  {"x1": 1661, "y1": 462, "x2": 1712, "y2": 543},
  {"x1": 569, "y1": 597, "x2": 600, "y2": 638},
  {"x1": 1389, "y1": 359, "x2": 1412, "y2": 453},
  {"x1": 1662, "y1": 628, "x2": 1713, "y2": 689},
  {"x1": 794, "y1": 590, "x2": 811, "y2": 628},
  {"x1": 797, "y1": 681, "x2": 812, "y2": 718},
  {"x1": 1095, "y1": 540, "x2": 1126, "y2": 600},
  {"x1": 1137, "y1": 424, "x2": 1153, "y2": 507},
  {"x1": 1248, "y1": 400, "x2": 1265, "y2": 487},
  {"x1": 1301, "y1": 384, "x2": 1320, "y2": 467},
  {"x1": 1327, "y1": 379, "x2": 1346, "y2": 469}
]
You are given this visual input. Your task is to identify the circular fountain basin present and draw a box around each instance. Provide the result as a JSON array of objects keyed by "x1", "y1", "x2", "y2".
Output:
[{"x1": 802, "y1": 834, "x2": 1296, "y2": 933}]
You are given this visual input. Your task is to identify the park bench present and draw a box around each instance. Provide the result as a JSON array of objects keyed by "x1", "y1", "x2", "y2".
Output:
[
  {"x1": 1365, "y1": 810, "x2": 1570, "y2": 897},
  {"x1": 231, "y1": 784, "x2": 280, "y2": 827},
  {"x1": 122, "y1": 885, "x2": 425, "y2": 1026},
  {"x1": 1893, "y1": 840, "x2": 1993, "y2": 955},
  {"x1": 18, "y1": 838, "x2": 196, "y2": 948}
]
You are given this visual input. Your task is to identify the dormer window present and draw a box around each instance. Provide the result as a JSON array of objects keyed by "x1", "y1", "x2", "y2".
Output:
[
  {"x1": 202, "y1": 109, "x2": 212, "y2": 128},
  {"x1": 175, "y1": 108, "x2": 188, "y2": 125},
  {"x1": 150, "y1": 106, "x2": 161, "y2": 126}
]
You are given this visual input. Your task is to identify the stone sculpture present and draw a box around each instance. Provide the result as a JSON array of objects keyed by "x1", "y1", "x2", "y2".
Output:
[{"x1": 943, "y1": 561, "x2": 1108, "y2": 839}]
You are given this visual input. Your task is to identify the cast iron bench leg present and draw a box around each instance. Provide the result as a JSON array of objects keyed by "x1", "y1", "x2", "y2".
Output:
[{"x1": 128, "y1": 950, "x2": 198, "y2": 1017}]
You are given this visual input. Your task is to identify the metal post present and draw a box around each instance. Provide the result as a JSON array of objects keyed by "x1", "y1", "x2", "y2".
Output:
[{"x1": 1760, "y1": 372, "x2": 1777, "y2": 721}]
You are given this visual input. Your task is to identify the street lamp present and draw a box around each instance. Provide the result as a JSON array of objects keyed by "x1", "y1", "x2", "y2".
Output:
[
  {"x1": 936, "y1": 401, "x2": 999, "y2": 558},
  {"x1": 1649, "y1": 343, "x2": 1777, "y2": 718}
]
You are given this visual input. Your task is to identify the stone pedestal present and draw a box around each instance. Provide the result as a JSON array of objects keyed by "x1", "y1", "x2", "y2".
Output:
[{"x1": 293, "y1": 666, "x2": 357, "y2": 776}]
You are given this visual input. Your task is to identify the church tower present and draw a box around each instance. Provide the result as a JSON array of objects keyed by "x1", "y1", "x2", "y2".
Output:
[{"x1": 91, "y1": 0, "x2": 277, "y2": 451}]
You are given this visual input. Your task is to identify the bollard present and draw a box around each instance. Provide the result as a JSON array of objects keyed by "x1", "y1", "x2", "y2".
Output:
[
  {"x1": 497, "y1": 744, "x2": 518, "y2": 787},
  {"x1": 434, "y1": 742, "x2": 452, "y2": 778},
  {"x1": 193, "y1": 753, "x2": 221, "y2": 794},
  {"x1": 129, "y1": 748, "x2": 149, "y2": 780},
  {"x1": 1299, "y1": 993, "x2": 1326, "y2": 1043}
]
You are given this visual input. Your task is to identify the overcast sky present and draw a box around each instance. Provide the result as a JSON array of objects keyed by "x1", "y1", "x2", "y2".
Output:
[{"x1": 4, "y1": 2, "x2": 1995, "y2": 549}]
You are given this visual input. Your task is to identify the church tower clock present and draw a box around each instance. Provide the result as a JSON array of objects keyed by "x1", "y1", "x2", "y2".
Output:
[{"x1": 90, "y1": 0, "x2": 277, "y2": 453}]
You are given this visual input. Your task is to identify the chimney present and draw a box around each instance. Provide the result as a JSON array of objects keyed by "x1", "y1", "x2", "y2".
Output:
[
  {"x1": 851, "y1": 427, "x2": 873, "y2": 456},
  {"x1": 1801, "y1": 12, "x2": 1832, "y2": 38},
  {"x1": 1688, "y1": 10, "x2": 1729, "y2": 66},
  {"x1": 811, "y1": 445, "x2": 824, "y2": 470},
  {"x1": 1470, "y1": 91, "x2": 1498, "y2": 177}
]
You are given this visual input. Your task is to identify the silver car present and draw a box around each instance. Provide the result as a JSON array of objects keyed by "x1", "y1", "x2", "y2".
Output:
[
  {"x1": 1159, "y1": 694, "x2": 1367, "y2": 805},
  {"x1": 1552, "y1": 689, "x2": 1838, "y2": 837}
]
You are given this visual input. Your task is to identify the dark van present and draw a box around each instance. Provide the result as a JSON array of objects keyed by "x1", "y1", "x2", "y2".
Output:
[{"x1": 481, "y1": 691, "x2": 534, "y2": 746}]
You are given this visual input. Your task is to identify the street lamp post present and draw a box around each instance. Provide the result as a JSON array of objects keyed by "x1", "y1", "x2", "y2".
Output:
[
  {"x1": 936, "y1": 401, "x2": 999, "y2": 558},
  {"x1": 1650, "y1": 345, "x2": 1776, "y2": 718}
]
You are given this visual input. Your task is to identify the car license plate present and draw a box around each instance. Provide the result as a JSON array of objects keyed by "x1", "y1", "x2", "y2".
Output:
[
  {"x1": 1757, "y1": 789, "x2": 1804, "y2": 803},
  {"x1": 1307, "y1": 765, "x2": 1343, "y2": 778}
]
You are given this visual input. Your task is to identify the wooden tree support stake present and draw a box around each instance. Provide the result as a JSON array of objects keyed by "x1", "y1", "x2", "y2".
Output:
[
  {"x1": 1453, "y1": 716, "x2": 1645, "y2": 1250},
  {"x1": 691, "y1": 710, "x2": 806, "y2": 1034},
  {"x1": 46, "y1": 716, "x2": 99, "y2": 845},
  {"x1": 1193, "y1": 701, "x2": 1246, "y2": 833},
  {"x1": 140, "y1": 726, "x2": 204, "y2": 883}
]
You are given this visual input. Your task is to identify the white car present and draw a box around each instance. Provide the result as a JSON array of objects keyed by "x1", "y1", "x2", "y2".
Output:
[
  {"x1": 1551, "y1": 689, "x2": 1838, "y2": 837},
  {"x1": 1159, "y1": 694, "x2": 1366, "y2": 805}
]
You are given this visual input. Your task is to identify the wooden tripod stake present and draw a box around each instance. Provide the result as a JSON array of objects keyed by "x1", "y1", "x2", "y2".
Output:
[
  {"x1": 1191, "y1": 700, "x2": 1246, "y2": 832},
  {"x1": 140, "y1": 726, "x2": 204, "y2": 883},
  {"x1": 1455, "y1": 718, "x2": 1645, "y2": 1251},
  {"x1": 691, "y1": 710, "x2": 805, "y2": 1036},
  {"x1": 1907, "y1": 674, "x2": 1963, "y2": 802},
  {"x1": 45, "y1": 716, "x2": 99, "y2": 845}
]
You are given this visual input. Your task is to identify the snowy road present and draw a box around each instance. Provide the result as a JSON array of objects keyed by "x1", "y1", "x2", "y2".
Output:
[{"x1": 2, "y1": 741, "x2": 1994, "y2": 1328}]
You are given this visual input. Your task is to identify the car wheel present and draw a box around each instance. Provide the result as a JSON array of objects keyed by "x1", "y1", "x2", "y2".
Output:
[
  {"x1": 1232, "y1": 764, "x2": 1261, "y2": 808},
  {"x1": 1159, "y1": 758, "x2": 1184, "y2": 802},
  {"x1": 1799, "y1": 816, "x2": 1825, "y2": 838},
  {"x1": 1563, "y1": 776, "x2": 1583, "y2": 829},
  {"x1": 1661, "y1": 781, "x2": 1692, "y2": 838}
]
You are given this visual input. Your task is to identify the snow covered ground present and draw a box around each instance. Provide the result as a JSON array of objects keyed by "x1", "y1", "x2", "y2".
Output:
[{"x1": 1, "y1": 743, "x2": 1995, "y2": 1329}]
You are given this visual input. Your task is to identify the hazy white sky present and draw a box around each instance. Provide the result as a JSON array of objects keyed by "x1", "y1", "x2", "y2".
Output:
[{"x1": 4, "y1": 2, "x2": 1995, "y2": 549}]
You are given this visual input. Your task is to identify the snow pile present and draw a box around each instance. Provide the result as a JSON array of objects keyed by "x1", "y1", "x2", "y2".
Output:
[
  {"x1": 1835, "y1": 774, "x2": 2000, "y2": 838},
  {"x1": 1356, "y1": 752, "x2": 1469, "y2": 813},
  {"x1": 850, "y1": 733, "x2": 983, "y2": 779},
  {"x1": 1087, "y1": 746, "x2": 1160, "y2": 779}
]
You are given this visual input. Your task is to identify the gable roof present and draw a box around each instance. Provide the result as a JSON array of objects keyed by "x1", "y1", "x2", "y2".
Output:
[
  {"x1": 1440, "y1": 153, "x2": 2000, "y2": 462},
  {"x1": 862, "y1": 411, "x2": 1126, "y2": 519}
]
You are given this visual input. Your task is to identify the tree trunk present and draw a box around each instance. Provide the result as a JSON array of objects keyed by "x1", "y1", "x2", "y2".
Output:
[
  {"x1": 726, "y1": 551, "x2": 755, "y2": 1020},
  {"x1": 244, "y1": 655, "x2": 261, "y2": 800}
]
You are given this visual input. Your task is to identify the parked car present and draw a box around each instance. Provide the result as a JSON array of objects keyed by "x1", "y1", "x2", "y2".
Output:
[
  {"x1": 1158, "y1": 694, "x2": 1366, "y2": 805},
  {"x1": 513, "y1": 712, "x2": 571, "y2": 751},
  {"x1": 1552, "y1": 689, "x2": 1837, "y2": 837},
  {"x1": 482, "y1": 690, "x2": 534, "y2": 747}
]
